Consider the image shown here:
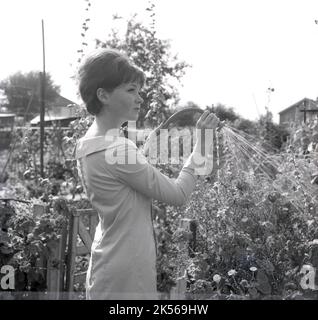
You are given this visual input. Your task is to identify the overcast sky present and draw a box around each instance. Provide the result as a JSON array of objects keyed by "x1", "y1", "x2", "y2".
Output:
[{"x1": 1, "y1": 0, "x2": 318, "y2": 122}]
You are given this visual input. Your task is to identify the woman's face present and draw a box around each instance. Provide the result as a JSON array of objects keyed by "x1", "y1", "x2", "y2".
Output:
[{"x1": 107, "y1": 82, "x2": 143, "y2": 122}]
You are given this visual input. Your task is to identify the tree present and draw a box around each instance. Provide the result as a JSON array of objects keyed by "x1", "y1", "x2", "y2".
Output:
[
  {"x1": 95, "y1": 1, "x2": 190, "y2": 128},
  {"x1": 208, "y1": 103, "x2": 240, "y2": 123},
  {"x1": 257, "y1": 110, "x2": 289, "y2": 151},
  {"x1": 0, "y1": 89, "x2": 9, "y2": 112},
  {"x1": 233, "y1": 118, "x2": 258, "y2": 136},
  {"x1": 0, "y1": 71, "x2": 60, "y2": 120},
  {"x1": 169, "y1": 101, "x2": 201, "y2": 127}
]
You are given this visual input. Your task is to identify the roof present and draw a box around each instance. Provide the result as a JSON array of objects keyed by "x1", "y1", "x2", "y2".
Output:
[
  {"x1": 0, "y1": 113, "x2": 15, "y2": 129},
  {"x1": 47, "y1": 95, "x2": 77, "y2": 108},
  {"x1": 0, "y1": 113, "x2": 16, "y2": 118},
  {"x1": 279, "y1": 98, "x2": 318, "y2": 114},
  {"x1": 30, "y1": 94, "x2": 80, "y2": 125},
  {"x1": 30, "y1": 106, "x2": 79, "y2": 124}
]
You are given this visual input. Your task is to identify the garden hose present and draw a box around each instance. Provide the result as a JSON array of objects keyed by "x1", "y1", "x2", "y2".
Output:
[{"x1": 154, "y1": 107, "x2": 225, "y2": 134}]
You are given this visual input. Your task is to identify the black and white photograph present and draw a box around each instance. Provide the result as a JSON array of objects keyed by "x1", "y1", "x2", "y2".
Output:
[{"x1": 0, "y1": 0, "x2": 318, "y2": 310}]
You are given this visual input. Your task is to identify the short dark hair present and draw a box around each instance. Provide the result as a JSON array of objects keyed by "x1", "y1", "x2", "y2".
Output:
[{"x1": 77, "y1": 49, "x2": 145, "y2": 115}]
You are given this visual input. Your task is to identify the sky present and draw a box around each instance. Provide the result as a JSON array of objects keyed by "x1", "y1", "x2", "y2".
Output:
[{"x1": 1, "y1": 0, "x2": 318, "y2": 123}]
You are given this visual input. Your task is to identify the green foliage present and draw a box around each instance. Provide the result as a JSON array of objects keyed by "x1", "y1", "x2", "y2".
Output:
[
  {"x1": 95, "y1": 1, "x2": 190, "y2": 127},
  {"x1": 4, "y1": 113, "x2": 318, "y2": 299},
  {"x1": 233, "y1": 118, "x2": 258, "y2": 136},
  {"x1": 209, "y1": 104, "x2": 240, "y2": 123},
  {"x1": 6, "y1": 116, "x2": 89, "y2": 202},
  {"x1": 0, "y1": 199, "x2": 67, "y2": 293},
  {"x1": 0, "y1": 71, "x2": 60, "y2": 120},
  {"x1": 168, "y1": 103, "x2": 202, "y2": 127},
  {"x1": 153, "y1": 121, "x2": 318, "y2": 300},
  {"x1": 2, "y1": 0, "x2": 318, "y2": 300},
  {"x1": 288, "y1": 120, "x2": 318, "y2": 154},
  {"x1": 257, "y1": 110, "x2": 289, "y2": 151}
]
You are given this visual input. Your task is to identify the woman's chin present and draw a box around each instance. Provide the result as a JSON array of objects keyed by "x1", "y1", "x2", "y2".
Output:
[
  {"x1": 123, "y1": 116, "x2": 138, "y2": 124},
  {"x1": 130, "y1": 114, "x2": 139, "y2": 121}
]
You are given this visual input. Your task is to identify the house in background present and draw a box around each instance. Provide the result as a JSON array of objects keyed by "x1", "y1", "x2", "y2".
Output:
[
  {"x1": 279, "y1": 98, "x2": 318, "y2": 126},
  {"x1": 0, "y1": 113, "x2": 15, "y2": 149},
  {"x1": 30, "y1": 94, "x2": 80, "y2": 127}
]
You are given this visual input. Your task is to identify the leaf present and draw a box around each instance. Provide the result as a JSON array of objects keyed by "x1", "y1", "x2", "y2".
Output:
[
  {"x1": 256, "y1": 269, "x2": 272, "y2": 295},
  {"x1": 248, "y1": 286, "x2": 259, "y2": 299},
  {"x1": 0, "y1": 245, "x2": 14, "y2": 255},
  {"x1": 310, "y1": 245, "x2": 318, "y2": 268},
  {"x1": 0, "y1": 230, "x2": 10, "y2": 244},
  {"x1": 256, "y1": 258, "x2": 275, "y2": 273},
  {"x1": 311, "y1": 175, "x2": 318, "y2": 185}
]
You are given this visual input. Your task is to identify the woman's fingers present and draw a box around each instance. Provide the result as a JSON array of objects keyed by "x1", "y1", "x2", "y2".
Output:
[
  {"x1": 209, "y1": 114, "x2": 220, "y2": 127},
  {"x1": 196, "y1": 111, "x2": 220, "y2": 129},
  {"x1": 196, "y1": 110, "x2": 210, "y2": 128}
]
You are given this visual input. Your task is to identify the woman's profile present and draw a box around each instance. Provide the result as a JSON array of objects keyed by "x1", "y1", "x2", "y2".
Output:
[{"x1": 75, "y1": 48, "x2": 219, "y2": 299}]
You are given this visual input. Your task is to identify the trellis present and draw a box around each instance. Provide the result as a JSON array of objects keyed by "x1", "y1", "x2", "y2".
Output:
[{"x1": 38, "y1": 205, "x2": 98, "y2": 300}]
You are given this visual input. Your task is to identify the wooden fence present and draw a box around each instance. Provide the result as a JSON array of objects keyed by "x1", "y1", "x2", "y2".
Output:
[
  {"x1": 43, "y1": 204, "x2": 196, "y2": 300},
  {"x1": 0, "y1": 198, "x2": 197, "y2": 299},
  {"x1": 64, "y1": 207, "x2": 98, "y2": 297}
]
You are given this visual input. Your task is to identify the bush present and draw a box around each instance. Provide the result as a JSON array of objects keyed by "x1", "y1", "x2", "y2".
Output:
[
  {"x1": 0, "y1": 199, "x2": 67, "y2": 295},
  {"x1": 153, "y1": 123, "x2": 318, "y2": 300}
]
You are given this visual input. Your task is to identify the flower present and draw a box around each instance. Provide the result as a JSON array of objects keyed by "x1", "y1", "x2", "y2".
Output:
[
  {"x1": 240, "y1": 279, "x2": 249, "y2": 287},
  {"x1": 250, "y1": 267, "x2": 257, "y2": 272},
  {"x1": 213, "y1": 274, "x2": 221, "y2": 283},
  {"x1": 228, "y1": 269, "x2": 237, "y2": 276}
]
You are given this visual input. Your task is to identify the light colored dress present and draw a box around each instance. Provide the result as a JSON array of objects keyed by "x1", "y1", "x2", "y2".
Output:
[{"x1": 75, "y1": 132, "x2": 212, "y2": 300}]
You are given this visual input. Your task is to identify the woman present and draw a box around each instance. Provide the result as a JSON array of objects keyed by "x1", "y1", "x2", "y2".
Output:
[{"x1": 75, "y1": 48, "x2": 219, "y2": 299}]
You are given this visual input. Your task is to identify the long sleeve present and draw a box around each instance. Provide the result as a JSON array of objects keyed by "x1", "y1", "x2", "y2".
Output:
[{"x1": 107, "y1": 137, "x2": 213, "y2": 206}]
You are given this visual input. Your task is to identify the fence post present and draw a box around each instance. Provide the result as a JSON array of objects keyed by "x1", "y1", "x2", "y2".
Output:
[
  {"x1": 34, "y1": 252, "x2": 47, "y2": 300},
  {"x1": 65, "y1": 207, "x2": 80, "y2": 297},
  {"x1": 170, "y1": 218, "x2": 197, "y2": 300},
  {"x1": 45, "y1": 217, "x2": 68, "y2": 299}
]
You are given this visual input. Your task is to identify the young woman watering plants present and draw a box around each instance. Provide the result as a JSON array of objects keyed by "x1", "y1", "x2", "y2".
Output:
[{"x1": 75, "y1": 48, "x2": 220, "y2": 299}]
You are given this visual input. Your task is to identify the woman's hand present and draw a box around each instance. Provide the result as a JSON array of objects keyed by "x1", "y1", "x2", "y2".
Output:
[
  {"x1": 196, "y1": 110, "x2": 220, "y2": 131},
  {"x1": 195, "y1": 111, "x2": 220, "y2": 156}
]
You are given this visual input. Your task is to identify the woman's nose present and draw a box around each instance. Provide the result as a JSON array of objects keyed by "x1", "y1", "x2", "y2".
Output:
[{"x1": 137, "y1": 94, "x2": 143, "y2": 104}]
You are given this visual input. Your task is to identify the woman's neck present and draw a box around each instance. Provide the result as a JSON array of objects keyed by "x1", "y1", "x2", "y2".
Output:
[{"x1": 86, "y1": 114, "x2": 124, "y2": 138}]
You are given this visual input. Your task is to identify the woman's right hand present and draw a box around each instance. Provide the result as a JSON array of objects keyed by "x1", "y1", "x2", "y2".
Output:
[
  {"x1": 196, "y1": 110, "x2": 220, "y2": 131},
  {"x1": 194, "y1": 111, "x2": 220, "y2": 157}
]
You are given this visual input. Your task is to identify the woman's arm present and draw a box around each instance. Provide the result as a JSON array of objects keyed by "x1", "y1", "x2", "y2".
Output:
[
  {"x1": 111, "y1": 136, "x2": 213, "y2": 206},
  {"x1": 111, "y1": 111, "x2": 218, "y2": 206}
]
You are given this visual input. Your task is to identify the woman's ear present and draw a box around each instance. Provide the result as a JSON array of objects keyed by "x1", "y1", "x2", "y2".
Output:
[{"x1": 96, "y1": 88, "x2": 109, "y2": 105}]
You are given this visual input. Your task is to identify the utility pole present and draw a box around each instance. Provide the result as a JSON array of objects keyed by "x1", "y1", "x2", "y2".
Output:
[
  {"x1": 303, "y1": 99, "x2": 307, "y2": 123},
  {"x1": 40, "y1": 19, "x2": 46, "y2": 178}
]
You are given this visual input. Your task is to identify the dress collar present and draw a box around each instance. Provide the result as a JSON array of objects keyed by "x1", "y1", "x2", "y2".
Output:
[{"x1": 75, "y1": 134, "x2": 129, "y2": 159}]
